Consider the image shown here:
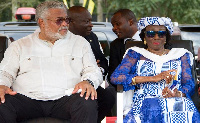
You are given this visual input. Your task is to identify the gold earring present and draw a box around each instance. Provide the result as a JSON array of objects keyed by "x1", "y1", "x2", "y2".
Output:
[{"x1": 144, "y1": 39, "x2": 146, "y2": 45}]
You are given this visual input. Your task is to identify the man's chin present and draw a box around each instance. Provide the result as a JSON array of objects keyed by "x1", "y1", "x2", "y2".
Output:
[
  {"x1": 52, "y1": 33, "x2": 67, "y2": 40},
  {"x1": 83, "y1": 31, "x2": 91, "y2": 37},
  {"x1": 116, "y1": 34, "x2": 123, "y2": 39}
]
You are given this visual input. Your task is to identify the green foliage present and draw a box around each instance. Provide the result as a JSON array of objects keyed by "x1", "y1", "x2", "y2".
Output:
[
  {"x1": 0, "y1": 1, "x2": 12, "y2": 21},
  {"x1": 105, "y1": 0, "x2": 200, "y2": 24},
  {"x1": 0, "y1": 0, "x2": 63, "y2": 22},
  {"x1": 1, "y1": 0, "x2": 200, "y2": 24}
]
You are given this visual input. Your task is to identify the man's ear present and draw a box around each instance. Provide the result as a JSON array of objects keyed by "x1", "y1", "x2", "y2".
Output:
[
  {"x1": 129, "y1": 19, "x2": 134, "y2": 26},
  {"x1": 38, "y1": 18, "x2": 45, "y2": 28}
]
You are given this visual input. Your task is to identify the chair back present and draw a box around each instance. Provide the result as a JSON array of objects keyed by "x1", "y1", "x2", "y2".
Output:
[{"x1": 0, "y1": 36, "x2": 8, "y2": 62}]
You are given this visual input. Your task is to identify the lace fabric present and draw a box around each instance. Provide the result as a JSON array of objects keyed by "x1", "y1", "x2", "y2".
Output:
[
  {"x1": 180, "y1": 54, "x2": 195, "y2": 99},
  {"x1": 110, "y1": 50, "x2": 140, "y2": 91}
]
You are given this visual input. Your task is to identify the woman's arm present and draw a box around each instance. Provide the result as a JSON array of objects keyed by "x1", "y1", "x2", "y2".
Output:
[
  {"x1": 110, "y1": 49, "x2": 139, "y2": 91},
  {"x1": 134, "y1": 69, "x2": 176, "y2": 84},
  {"x1": 179, "y1": 53, "x2": 195, "y2": 98}
]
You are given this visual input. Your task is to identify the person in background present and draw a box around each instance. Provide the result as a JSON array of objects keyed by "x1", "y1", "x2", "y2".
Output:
[
  {"x1": 197, "y1": 47, "x2": 200, "y2": 107},
  {"x1": 0, "y1": 1, "x2": 102, "y2": 122},
  {"x1": 110, "y1": 17, "x2": 200, "y2": 122},
  {"x1": 197, "y1": 47, "x2": 200, "y2": 75},
  {"x1": 108, "y1": 9, "x2": 141, "y2": 89},
  {"x1": 67, "y1": 6, "x2": 115, "y2": 123}
]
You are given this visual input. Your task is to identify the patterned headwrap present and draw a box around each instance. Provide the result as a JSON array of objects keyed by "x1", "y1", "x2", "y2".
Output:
[{"x1": 137, "y1": 17, "x2": 173, "y2": 35}]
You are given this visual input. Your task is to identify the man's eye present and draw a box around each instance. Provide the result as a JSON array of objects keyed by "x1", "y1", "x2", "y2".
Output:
[
  {"x1": 56, "y1": 19, "x2": 62, "y2": 23},
  {"x1": 116, "y1": 23, "x2": 120, "y2": 26},
  {"x1": 86, "y1": 20, "x2": 90, "y2": 23}
]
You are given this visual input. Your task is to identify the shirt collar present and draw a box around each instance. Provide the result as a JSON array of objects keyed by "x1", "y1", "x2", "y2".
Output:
[{"x1": 123, "y1": 31, "x2": 141, "y2": 44}]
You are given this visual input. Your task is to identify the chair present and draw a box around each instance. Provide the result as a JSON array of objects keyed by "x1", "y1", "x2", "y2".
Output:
[
  {"x1": 0, "y1": 36, "x2": 8, "y2": 62},
  {"x1": 20, "y1": 117, "x2": 70, "y2": 123},
  {"x1": 116, "y1": 40, "x2": 200, "y2": 122}
]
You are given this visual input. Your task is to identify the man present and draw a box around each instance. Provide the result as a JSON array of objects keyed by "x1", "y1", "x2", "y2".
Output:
[
  {"x1": 67, "y1": 6, "x2": 115, "y2": 123},
  {"x1": 108, "y1": 9, "x2": 141, "y2": 88},
  {"x1": 0, "y1": 1, "x2": 102, "y2": 123},
  {"x1": 67, "y1": 6, "x2": 108, "y2": 77}
]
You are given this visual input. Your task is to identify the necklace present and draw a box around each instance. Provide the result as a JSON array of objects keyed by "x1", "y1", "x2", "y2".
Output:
[{"x1": 147, "y1": 49, "x2": 166, "y2": 56}]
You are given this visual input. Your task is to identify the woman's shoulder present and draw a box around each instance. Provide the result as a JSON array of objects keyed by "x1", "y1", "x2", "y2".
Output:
[
  {"x1": 169, "y1": 48, "x2": 193, "y2": 58},
  {"x1": 126, "y1": 46, "x2": 146, "y2": 54},
  {"x1": 169, "y1": 48, "x2": 194, "y2": 65},
  {"x1": 124, "y1": 46, "x2": 144, "y2": 58}
]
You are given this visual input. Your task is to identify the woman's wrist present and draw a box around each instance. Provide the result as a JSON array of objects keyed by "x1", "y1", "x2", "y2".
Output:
[{"x1": 132, "y1": 77, "x2": 137, "y2": 85}]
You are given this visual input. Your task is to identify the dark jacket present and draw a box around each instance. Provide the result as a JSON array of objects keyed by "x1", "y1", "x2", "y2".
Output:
[
  {"x1": 108, "y1": 38, "x2": 125, "y2": 83},
  {"x1": 84, "y1": 32, "x2": 108, "y2": 76}
]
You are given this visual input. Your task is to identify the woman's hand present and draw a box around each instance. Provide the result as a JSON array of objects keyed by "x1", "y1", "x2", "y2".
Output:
[
  {"x1": 153, "y1": 69, "x2": 177, "y2": 84},
  {"x1": 162, "y1": 87, "x2": 182, "y2": 98}
]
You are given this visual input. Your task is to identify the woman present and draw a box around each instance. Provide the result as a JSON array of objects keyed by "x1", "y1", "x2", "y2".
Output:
[{"x1": 110, "y1": 17, "x2": 200, "y2": 123}]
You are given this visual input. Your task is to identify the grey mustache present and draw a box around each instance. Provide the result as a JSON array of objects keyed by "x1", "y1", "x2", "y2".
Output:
[{"x1": 59, "y1": 27, "x2": 68, "y2": 31}]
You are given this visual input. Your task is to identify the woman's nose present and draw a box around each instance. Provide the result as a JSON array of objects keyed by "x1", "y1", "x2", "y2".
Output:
[{"x1": 154, "y1": 33, "x2": 159, "y2": 39}]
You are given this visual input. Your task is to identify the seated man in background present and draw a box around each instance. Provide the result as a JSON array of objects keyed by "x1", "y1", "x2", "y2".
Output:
[
  {"x1": 67, "y1": 6, "x2": 115, "y2": 122},
  {"x1": 0, "y1": 1, "x2": 102, "y2": 122}
]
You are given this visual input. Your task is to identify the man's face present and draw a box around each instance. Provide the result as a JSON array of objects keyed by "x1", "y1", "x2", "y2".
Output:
[
  {"x1": 42, "y1": 8, "x2": 69, "y2": 40},
  {"x1": 111, "y1": 13, "x2": 132, "y2": 39},
  {"x1": 69, "y1": 11, "x2": 93, "y2": 37}
]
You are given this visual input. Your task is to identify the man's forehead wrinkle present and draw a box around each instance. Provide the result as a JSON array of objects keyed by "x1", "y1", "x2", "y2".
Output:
[{"x1": 57, "y1": 17, "x2": 68, "y2": 18}]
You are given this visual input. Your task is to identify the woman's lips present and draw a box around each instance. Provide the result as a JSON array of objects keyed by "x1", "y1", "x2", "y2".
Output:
[{"x1": 153, "y1": 42, "x2": 160, "y2": 45}]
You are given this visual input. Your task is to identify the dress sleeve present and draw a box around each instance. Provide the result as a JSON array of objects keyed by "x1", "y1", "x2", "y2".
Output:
[
  {"x1": 110, "y1": 49, "x2": 140, "y2": 91},
  {"x1": 179, "y1": 53, "x2": 195, "y2": 99}
]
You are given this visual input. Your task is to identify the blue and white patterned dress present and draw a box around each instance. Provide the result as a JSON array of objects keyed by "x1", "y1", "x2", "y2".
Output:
[{"x1": 111, "y1": 47, "x2": 200, "y2": 123}]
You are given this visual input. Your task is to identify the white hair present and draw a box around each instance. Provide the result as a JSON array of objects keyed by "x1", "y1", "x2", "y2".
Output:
[{"x1": 35, "y1": 1, "x2": 67, "y2": 23}]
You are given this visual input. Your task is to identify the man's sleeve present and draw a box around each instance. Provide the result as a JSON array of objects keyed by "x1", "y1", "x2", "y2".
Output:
[
  {"x1": 92, "y1": 32, "x2": 108, "y2": 76},
  {"x1": 0, "y1": 42, "x2": 20, "y2": 87},
  {"x1": 81, "y1": 41, "x2": 103, "y2": 89}
]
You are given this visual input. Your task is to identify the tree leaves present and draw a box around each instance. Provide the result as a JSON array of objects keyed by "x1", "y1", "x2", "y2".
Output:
[
  {"x1": 105, "y1": 0, "x2": 200, "y2": 24},
  {"x1": 1, "y1": 0, "x2": 200, "y2": 24}
]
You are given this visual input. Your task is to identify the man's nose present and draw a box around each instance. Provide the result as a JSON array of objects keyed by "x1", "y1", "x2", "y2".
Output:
[
  {"x1": 61, "y1": 20, "x2": 69, "y2": 26},
  {"x1": 89, "y1": 21, "x2": 93, "y2": 27},
  {"x1": 112, "y1": 25, "x2": 118, "y2": 32}
]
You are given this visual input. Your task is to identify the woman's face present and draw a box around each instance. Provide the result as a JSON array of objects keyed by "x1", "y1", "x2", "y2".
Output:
[{"x1": 145, "y1": 25, "x2": 167, "y2": 51}]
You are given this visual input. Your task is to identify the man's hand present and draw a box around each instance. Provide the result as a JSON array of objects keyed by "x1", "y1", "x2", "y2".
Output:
[
  {"x1": 72, "y1": 81, "x2": 97, "y2": 100},
  {"x1": 0, "y1": 85, "x2": 17, "y2": 104}
]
